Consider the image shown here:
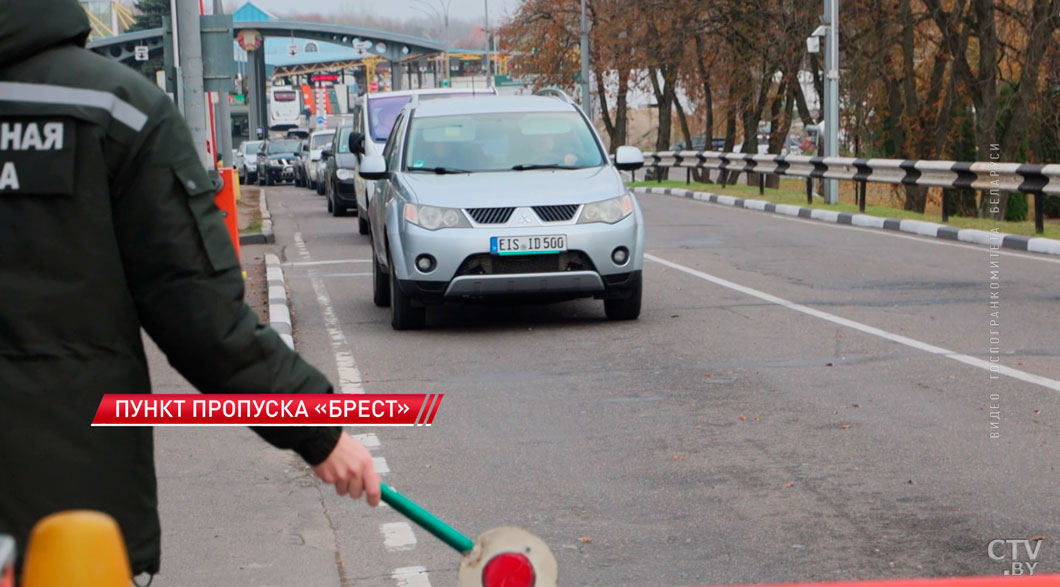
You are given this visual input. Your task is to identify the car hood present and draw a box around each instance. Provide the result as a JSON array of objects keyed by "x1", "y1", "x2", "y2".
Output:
[
  {"x1": 400, "y1": 166, "x2": 625, "y2": 207},
  {"x1": 267, "y1": 153, "x2": 297, "y2": 160},
  {"x1": 335, "y1": 153, "x2": 357, "y2": 168}
]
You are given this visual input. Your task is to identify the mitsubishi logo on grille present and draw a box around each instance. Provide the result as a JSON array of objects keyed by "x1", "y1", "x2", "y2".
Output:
[{"x1": 515, "y1": 211, "x2": 534, "y2": 224}]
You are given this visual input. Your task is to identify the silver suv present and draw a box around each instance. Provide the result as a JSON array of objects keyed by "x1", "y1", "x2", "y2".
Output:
[{"x1": 359, "y1": 93, "x2": 646, "y2": 330}]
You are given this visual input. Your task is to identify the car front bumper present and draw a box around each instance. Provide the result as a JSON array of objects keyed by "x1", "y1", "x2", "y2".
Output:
[{"x1": 391, "y1": 211, "x2": 644, "y2": 302}]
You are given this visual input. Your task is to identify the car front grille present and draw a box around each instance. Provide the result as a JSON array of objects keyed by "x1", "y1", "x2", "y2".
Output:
[
  {"x1": 466, "y1": 207, "x2": 515, "y2": 224},
  {"x1": 532, "y1": 205, "x2": 579, "y2": 222},
  {"x1": 455, "y1": 251, "x2": 596, "y2": 276}
]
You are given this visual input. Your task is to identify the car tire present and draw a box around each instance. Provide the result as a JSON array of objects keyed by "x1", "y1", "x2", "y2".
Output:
[
  {"x1": 388, "y1": 251, "x2": 425, "y2": 330},
  {"x1": 266, "y1": 173, "x2": 274, "y2": 186},
  {"x1": 604, "y1": 272, "x2": 642, "y2": 320},
  {"x1": 309, "y1": 180, "x2": 316, "y2": 191},
  {"x1": 372, "y1": 243, "x2": 390, "y2": 307},
  {"x1": 316, "y1": 180, "x2": 325, "y2": 195},
  {"x1": 358, "y1": 207, "x2": 369, "y2": 235},
  {"x1": 247, "y1": 172, "x2": 256, "y2": 184},
  {"x1": 331, "y1": 195, "x2": 346, "y2": 217},
  {"x1": 326, "y1": 190, "x2": 333, "y2": 213}
]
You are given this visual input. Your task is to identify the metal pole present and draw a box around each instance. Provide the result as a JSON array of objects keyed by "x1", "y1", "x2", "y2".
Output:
[
  {"x1": 213, "y1": 0, "x2": 233, "y2": 166},
  {"x1": 176, "y1": 0, "x2": 211, "y2": 168},
  {"x1": 822, "y1": 0, "x2": 839, "y2": 204},
  {"x1": 1034, "y1": 191, "x2": 1044, "y2": 234},
  {"x1": 483, "y1": 0, "x2": 491, "y2": 87},
  {"x1": 579, "y1": 0, "x2": 591, "y2": 118}
]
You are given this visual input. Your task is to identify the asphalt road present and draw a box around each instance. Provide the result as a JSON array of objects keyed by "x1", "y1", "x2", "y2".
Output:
[{"x1": 257, "y1": 181, "x2": 1059, "y2": 586}]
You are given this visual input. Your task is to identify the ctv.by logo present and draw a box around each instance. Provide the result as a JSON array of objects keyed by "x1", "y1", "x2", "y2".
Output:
[{"x1": 988, "y1": 538, "x2": 1043, "y2": 576}]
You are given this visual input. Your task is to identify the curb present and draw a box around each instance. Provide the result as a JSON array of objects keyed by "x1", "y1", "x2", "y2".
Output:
[
  {"x1": 634, "y1": 186, "x2": 1060, "y2": 256},
  {"x1": 238, "y1": 187, "x2": 275, "y2": 245},
  {"x1": 264, "y1": 253, "x2": 294, "y2": 350}
]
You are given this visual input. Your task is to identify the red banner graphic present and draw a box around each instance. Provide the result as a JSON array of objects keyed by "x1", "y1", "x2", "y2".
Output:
[{"x1": 91, "y1": 394, "x2": 443, "y2": 426}]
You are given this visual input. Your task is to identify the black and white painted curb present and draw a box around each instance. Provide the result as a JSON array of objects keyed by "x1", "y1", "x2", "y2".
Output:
[
  {"x1": 260, "y1": 187, "x2": 274, "y2": 243},
  {"x1": 265, "y1": 253, "x2": 294, "y2": 349},
  {"x1": 634, "y1": 186, "x2": 1060, "y2": 256}
]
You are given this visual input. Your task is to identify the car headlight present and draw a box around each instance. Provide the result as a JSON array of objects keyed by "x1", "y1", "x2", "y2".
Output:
[
  {"x1": 403, "y1": 203, "x2": 471, "y2": 230},
  {"x1": 578, "y1": 194, "x2": 634, "y2": 224},
  {"x1": 247, "y1": 162, "x2": 256, "y2": 170},
  {"x1": 336, "y1": 169, "x2": 355, "y2": 180},
  {"x1": 269, "y1": 159, "x2": 283, "y2": 167}
]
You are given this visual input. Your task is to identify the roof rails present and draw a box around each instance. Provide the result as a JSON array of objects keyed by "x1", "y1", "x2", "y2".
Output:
[{"x1": 534, "y1": 88, "x2": 574, "y2": 103}]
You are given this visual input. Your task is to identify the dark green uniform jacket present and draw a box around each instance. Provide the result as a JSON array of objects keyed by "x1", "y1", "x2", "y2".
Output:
[{"x1": 0, "y1": 0, "x2": 340, "y2": 575}]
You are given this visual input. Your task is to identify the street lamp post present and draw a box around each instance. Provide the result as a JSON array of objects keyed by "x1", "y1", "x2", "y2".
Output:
[
  {"x1": 413, "y1": 0, "x2": 453, "y2": 84},
  {"x1": 484, "y1": 0, "x2": 491, "y2": 87},
  {"x1": 822, "y1": 0, "x2": 839, "y2": 204},
  {"x1": 579, "y1": 0, "x2": 591, "y2": 118}
]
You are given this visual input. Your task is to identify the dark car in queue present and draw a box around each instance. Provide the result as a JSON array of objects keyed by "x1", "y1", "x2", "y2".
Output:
[
  {"x1": 322, "y1": 124, "x2": 357, "y2": 217},
  {"x1": 256, "y1": 138, "x2": 302, "y2": 185}
]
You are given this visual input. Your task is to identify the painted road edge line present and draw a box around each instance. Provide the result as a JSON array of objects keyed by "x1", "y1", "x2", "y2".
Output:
[
  {"x1": 646, "y1": 253, "x2": 1060, "y2": 393},
  {"x1": 634, "y1": 186, "x2": 1060, "y2": 256}
]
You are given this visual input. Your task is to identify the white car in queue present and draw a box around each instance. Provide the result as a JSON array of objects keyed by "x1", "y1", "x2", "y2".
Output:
[
  {"x1": 305, "y1": 128, "x2": 335, "y2": 192},
  {"x1": 348, "y1": 87, "x2": 496, "y2": 236},
  {"x1": 358, "y1": 92, "x2": 646, "y2": 330}
]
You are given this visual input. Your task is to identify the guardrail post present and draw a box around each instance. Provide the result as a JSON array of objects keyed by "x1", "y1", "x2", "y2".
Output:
[
  {"x1": 859, "y1": 180, "x2": 866, "y2": 213},
  {"x1": 759, "y1": 173, "x2": 765, "y2": 195},
  {"x1": 655, "y1": 165, "x2": 662, "y2": 184},
  {"x1": 686, "y1": 168, "x2": 691, "y2": 185},
  {"x1": 942, "y1": 189, "x2": 950, "y2": 223},
  {"x1": 1034, "y1": 191, "x2": 1044, "y2": 234},
  {"x1": 806, "y1": 178, "x2": 813, "y2": 205}
]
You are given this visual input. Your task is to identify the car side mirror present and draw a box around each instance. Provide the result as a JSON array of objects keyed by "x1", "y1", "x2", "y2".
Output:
[
  {"x1": 614, "y1": 146, "x2": 644, "y2": 171},
  {"x1": 348, "y1": 131, "x2": 365, "y2": 155},
  {"x1": 358, "y1": 154, "x2": 388, "y2": 180},
  {"x1": 321, "y1": 149, "x2": 333, "y2": 159}
]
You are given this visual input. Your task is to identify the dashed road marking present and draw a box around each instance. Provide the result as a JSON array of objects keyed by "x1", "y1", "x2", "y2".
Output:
[
  {"x1": 285, "y1": 258, "x2": 372, "y2": 267},
  {"x1": 381, "y1": 522, "x2": 418, "y2": 551},
  {"x1": 289, "y1": 232, "x2": 429, "y2": 586},
  {"x1": 392, "y1": 566, "x2": 432, "y2": 587},
  {"x1": 293, "y1": 232, "x2": 364, "y2": 394}
]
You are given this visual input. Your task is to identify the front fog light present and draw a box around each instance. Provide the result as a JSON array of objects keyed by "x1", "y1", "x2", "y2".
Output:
[
  {"x1": 415, "y1": 254, "x2": 436, "y2": 273},
  {"x1": 612, "y1": 247, "x2": 629, "y2": 265}
]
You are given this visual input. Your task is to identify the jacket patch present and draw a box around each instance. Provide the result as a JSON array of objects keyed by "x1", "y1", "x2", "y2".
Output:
[{"x1": 0, "y1": 118, "x2": 75, "y2": 195}]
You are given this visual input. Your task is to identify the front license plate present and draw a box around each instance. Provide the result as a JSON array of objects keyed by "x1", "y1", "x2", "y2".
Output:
[{"x1": 490, "y1": 235, "x2": 567, "y2": 255}]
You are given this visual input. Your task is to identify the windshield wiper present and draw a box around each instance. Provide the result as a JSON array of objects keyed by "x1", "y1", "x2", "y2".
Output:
[
  {"x1": 511, "y1": 163, "x2": 581, "y2": 171},
  {"x1": 409, "y1": 166, "x2": 472, "y2": 174}
]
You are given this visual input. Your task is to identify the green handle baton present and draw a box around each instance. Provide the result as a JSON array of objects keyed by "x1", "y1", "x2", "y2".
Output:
[{"x1": 380, "y1": 482, "x2": 475, "y2": 554}]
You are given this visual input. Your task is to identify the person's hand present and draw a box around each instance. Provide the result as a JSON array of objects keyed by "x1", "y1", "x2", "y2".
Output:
[
  {"x1": 311, "y1": 432, "x2": 382, "y2": 506},
  {"x1": 563, "y1": 153, "x2": 578, "y2": 166}
]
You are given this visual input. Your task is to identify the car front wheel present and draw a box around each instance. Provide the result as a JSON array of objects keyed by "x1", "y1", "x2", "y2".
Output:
[
  {"x1": 358, "y1": 206, "x2": 369, "y2": 235},
  {"x1": 604, "y1": 272, "x2": 642, "y2": 320},
  {"x1": 372, "y1": 243, "x2": 390, "y2": 307},
  {"x1": 388, "y1": 251, "x2": 425, "y2": 330}
]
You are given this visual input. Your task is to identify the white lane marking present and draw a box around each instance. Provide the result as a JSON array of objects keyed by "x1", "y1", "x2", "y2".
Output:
[
  {"x1": 380, "y1": 522, "x2": 418, "y2": 551},
  {"x1": 646, "y1": 253, "x2": 1060, "y2": 393},
  {"x1": 644, "y1": 191, "x2": 1060, "y2": 266},
  {"x1": 392, "y1": 566, "x2": 432, "y2": 587},
  {"x1": 285, "y1": 258, "x2": 372, "y2": 267},
  {"x1": 293, "y1": 232, "x2": 364, "y2": 394},
  {"x1": 355, "y1": 433, "x2": 381, "y2": 448},
  {"x1": 288, "y1": 234, "x2": 428, "y2": 583},
  {"x1": 287, "y1": 272, "x2": 372, "y2": 279}
]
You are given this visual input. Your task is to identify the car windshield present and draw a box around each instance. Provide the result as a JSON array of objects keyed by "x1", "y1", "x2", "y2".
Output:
[
  {"x1": 404, "y1": 111, "x2": 605, "y2": 173},
  {"x1": 337, "y1": 128, "x2": 352, "y2": 154},
  {"x1": 244, "y1": 141, "x2": 262, "y2": 154},
  {"x1": 311, "y1": 133, "x2": 334, "y2": 148},
  {"x1": 267, "y1": 140, "x2": 300, "y2": 154},
  {"x1": 367, "y1": 93, "x2": 479, "y2": 143}
]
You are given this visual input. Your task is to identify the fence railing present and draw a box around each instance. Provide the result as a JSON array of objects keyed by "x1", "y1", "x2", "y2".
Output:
[{"x1": 636, "y1": 151, "x2": 1060, "y2": 233}]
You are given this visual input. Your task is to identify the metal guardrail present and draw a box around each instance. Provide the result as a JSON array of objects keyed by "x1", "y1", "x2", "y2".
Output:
[{"x1": 637, "y1": 151, "x2": 1060, "y2": 233}]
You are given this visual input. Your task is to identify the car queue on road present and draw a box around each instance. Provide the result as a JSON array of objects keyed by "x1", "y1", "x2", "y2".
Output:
[{"x1": 237, "y1": 88, "x2": 647, "y2": 330}]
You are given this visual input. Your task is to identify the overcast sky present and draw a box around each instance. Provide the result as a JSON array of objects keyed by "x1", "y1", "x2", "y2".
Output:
[{"x1": 244, "y1": 0, "x2": 524, "y2": 25}]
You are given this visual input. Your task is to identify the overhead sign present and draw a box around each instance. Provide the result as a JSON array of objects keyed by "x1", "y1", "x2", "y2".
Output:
[
  {"x1": 134, "y1": 45, "x2": 149, "y2": 61},
  {"x1": 313, "y1": 74, "x2": 339, "y2": 82},
  {"x1": 286, "y1": 43, "x2": 299, "y2": 56}
]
